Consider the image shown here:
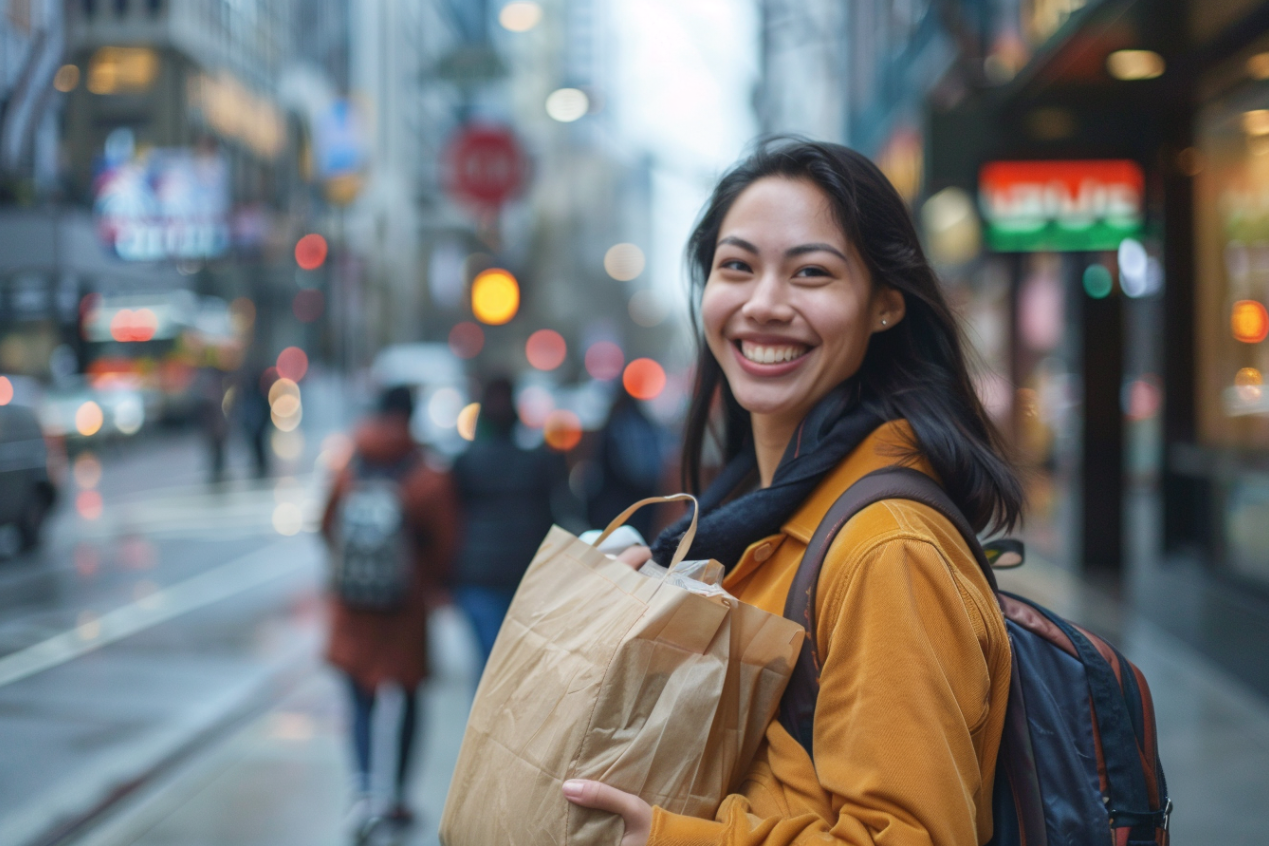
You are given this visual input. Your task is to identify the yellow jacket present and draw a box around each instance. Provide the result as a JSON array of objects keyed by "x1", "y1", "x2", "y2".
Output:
[{"x1": 647, "y1": 421, "x2": 1011, "y2": 846}]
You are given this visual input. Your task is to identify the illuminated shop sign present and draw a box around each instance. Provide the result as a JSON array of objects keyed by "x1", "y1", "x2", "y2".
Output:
[
  {"x1": 979, "y1": 160, "x2": 1144, "y2": 252},
  {"x1": 93, "y1": 148, "x2": 230, "y2": 261}
]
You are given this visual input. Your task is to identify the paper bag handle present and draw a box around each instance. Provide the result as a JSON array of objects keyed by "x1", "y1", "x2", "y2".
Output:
[{"x1": 593, "y1": 493, "x2": 699, "y2": 571}]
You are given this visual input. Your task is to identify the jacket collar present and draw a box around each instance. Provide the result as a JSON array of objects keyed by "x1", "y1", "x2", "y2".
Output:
[{"x1": 779, "y1": 419, "x2": 935, "y2": 544}]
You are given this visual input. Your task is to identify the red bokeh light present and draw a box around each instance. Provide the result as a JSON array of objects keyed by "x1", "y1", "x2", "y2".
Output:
[
  {"x1": 544, "y1": 409, "x2": 583, "y2": 451},
  {"x1": 293, "y1": 289, "x2": 324, "y2": 323},
  {"x1": 525, "y1": 329, "x2": 567, "y2": 371},
  {"x1": 584, "y1": 341, "x2": 624, "y2": 381},
  {"x1": 276, "y1": 347, "x2": 309, "y2": 381},
  {"x1": 448, "y1": 322, "x2": 485, "y2": 359},
  {"x1": 295, "y1": 233, "x2": 329, "y2": 270},
  {"x1": 623, "y1": 358, "x2": 666, "y2": 400},
  {"x1": 110, "y1": 308, "x2": 158, "y2": 342},
  {"x1": 0, "y1": 376, "x2": 12, "y2": 406},
  {"x1": 516, "y1": 385, "x2": 554, "y2": 428},
  {"x1": 76, "y1": 490, "x2": 103, "y2": 520}
]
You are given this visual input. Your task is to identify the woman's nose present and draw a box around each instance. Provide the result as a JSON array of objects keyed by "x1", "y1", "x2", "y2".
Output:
[{"x1": 741, "y1": 273, "x2": 794, "y2": 323}]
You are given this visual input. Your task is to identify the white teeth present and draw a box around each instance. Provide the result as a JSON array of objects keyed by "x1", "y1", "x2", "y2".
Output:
[{"x1": 740, "y1": 341, "x2": 808, "y2": 364}]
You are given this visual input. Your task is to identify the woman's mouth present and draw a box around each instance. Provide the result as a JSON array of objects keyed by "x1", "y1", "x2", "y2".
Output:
[
  {"x1": 731, "y1": 339, "x2": 812, "y2": 376},
  {"x1": 738, "y1": 340, "x2": 810, "y2": 364}
]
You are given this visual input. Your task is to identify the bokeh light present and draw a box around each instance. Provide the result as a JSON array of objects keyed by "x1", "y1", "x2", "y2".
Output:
[
  {"x1": 457, "y1": 403, "x2": 480, "y2": 441},
  {"x1": 1124, "y1": 375, "x2": 1162, "y2": 420},
  {"x1": 229, "y1": 297, "x2": 257, "y2": 332},
  {"x1": 603, "y1": 243, "x2": 645, "y2": 281},
  {"x1": 272, "y1": 430, "x2": 305, "y2": 460},
  {"x1": 0, "y1": 376, "x2": 12, "y2": 406},
  {"x1": 516, "y1": 385, "x2": 554, "y2": 427},
  {"x1": 526, "y1": 329, "x2": 567, "y2": 370},
  {"x1": 76, "y1": 490, "x2": 103, "y2": 520},
  {"x1": 544, "y1": 409, "x2": 583, "y2": 451},
  {"x1": 276, "y1": 346, "x2": 309, "y2": 381},
  {"x1": 295, "y1": 233, "x2": 328, "y2": 270},
  {"x1": 429, "y1": 387, "x2": 463, "y2": 428},
  {"x1": 293, "y1": 289, "x2": 324, "y2": 323},
  {"x1": 318, "y1": 432, "x2": 354, "y2": 470},
  {"x1": 1236, "y1": 367, "x2": 1264, "y2": 403},
  {"x1": 1082, "y1": 264, "x2": 1113, "y2": 299},
  {"x1": 499, "y1": 0, "x2": 542, "y2": 31},
  {"x1": 1232, "y1": 300, "x2": 1269, "y2": 343},
  {"x1": 53, "y1": 64, "x2": 80, "y2": 92},
  {"x1": 585, "y1": 341, "x2": 624, "y2": 380},
  {"x1": 448, "y1": 321, "x2": 485, "y2": 359},
  {"x1": 1106, "y1": 49, "x2": 1165, "y2": 81},
  {"x1": 76, "y1": 401, "x2": 104, "y2": 436},
  {"x1": 471, "y1": 268, "x2": 520, "y2": 325},
  {"x1": 110, "y1": 308, "x2": 158, "y2": 342},
  {"x1": 114, "y1": 396, "x2": 144, "y2": 435},
  {"x1": 74, "y1": 453, "x2": 103, "y2": 489},
  {"x1": 272, "y1": 502, "x2": 304, "y2": 536},
  {"x1": 623, "y1": 358, "x2": 666, "y2": 400},
  {"x1": 546, "y1": 87, "x2": 589, "y2": 122},
  {"x1": 269, "y1": 378, "x2": 302, "y2": 432}
]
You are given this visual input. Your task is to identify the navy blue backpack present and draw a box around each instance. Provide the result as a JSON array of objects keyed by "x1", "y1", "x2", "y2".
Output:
[{"x1": 779, "y1": 467, "x2": 1171, "y2": 846}]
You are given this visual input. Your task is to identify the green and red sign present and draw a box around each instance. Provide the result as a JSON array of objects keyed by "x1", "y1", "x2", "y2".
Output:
[{"x1": 979, "y1": 160, "x2": 1143, "y2": 252}]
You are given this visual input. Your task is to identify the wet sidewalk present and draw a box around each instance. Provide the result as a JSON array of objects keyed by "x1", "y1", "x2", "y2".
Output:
[{"x1": 66, "y1": 559, "x2": 1269, "y2": 846}]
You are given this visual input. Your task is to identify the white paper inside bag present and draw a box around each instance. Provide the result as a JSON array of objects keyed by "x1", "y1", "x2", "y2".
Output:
[{"x1": 638, "y1": 557, "x2": 732, "y2": 599}]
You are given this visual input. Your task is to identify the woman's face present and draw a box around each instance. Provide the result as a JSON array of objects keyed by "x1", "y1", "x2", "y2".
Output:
[{"x1": 701, "y1": 176, "x2": 903, "y2": 427}]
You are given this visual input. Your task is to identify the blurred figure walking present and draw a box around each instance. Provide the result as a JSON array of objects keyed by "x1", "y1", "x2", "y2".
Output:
[
  {"x1": 322, "y1": 386, "x2": 458, "y2": 839},
  {"x1": 584, "y1": 386, "x2": 666, "y2": 540},
  {"x1": 452, "y1": 377, "x2": 567, "y2": 680}
]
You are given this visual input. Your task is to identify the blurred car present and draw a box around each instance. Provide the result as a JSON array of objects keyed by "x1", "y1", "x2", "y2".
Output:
[
  {"x1": 40, "y1": 377, "x2": 147, "y2": 442},
  {"x1": 370, "y1": 343, "x2": 468, "y2": 456},
  {"x1": 0, "y1": 403, "x2": 57, "y2": 549}
]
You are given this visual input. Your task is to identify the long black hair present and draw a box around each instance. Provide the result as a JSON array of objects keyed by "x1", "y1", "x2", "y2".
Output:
[{"x1": 681, "y1": 138, "x2": 1023, "y2": 534}]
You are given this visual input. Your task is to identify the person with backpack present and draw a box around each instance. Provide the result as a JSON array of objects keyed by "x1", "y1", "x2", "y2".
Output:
[
  {"x1": 322, "y1": 385, "x2": 458, "y2": 837},
  {"x1": 559, "y1": 140, "x2": 1170, "y2": 846}
]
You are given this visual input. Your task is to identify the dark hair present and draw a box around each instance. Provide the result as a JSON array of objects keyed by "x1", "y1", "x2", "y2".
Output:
[
  {"x1": 379, "y1": 385, "x2": 415, "y2": 419},
  {"x1": 681, "y1": 138, "x2": 1023, "y2": 534}
]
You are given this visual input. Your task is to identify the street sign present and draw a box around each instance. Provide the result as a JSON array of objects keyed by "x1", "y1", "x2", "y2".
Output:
[
  {"x1": 979, "y1": 160, "x2": 1143, "y2": 252},
  {"x1": 443, "y1": 125, "x2": 526, "y2": 210}
]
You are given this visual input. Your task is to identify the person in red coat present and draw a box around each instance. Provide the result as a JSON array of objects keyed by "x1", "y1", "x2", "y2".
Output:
[{"x1": 322, "y1": 386, "x2": 458, "y2": 832}]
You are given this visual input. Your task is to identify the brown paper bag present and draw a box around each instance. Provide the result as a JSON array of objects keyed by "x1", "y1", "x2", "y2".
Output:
[{"x1": 440, "y1": 495, "x2": 805, "y2": 846}]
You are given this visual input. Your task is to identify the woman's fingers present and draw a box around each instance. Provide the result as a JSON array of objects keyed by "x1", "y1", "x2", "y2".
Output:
[
  {"x1": 616, "y1": 545, "x2": 653, "y2": 569},
  {"x1": 562, "y1": 780, "x2": 652, "y2": 846}
]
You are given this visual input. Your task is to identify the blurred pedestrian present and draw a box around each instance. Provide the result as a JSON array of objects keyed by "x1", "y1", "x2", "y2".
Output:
[
  {"x1": 585, "y1": 386, "x2": 666, "y2": 540},
  {"x1": 238, "y1": 366, "x2": 272, "y2": 478},
  {"x1": 194, "y1": 366, "x2": 230, "y2": 483},
  {"x1": 451, "y1": 377, "x2": 568, "y2": 680},
  {"x1": 322, "y1": 385, "x2": 458, "y2": 838}
]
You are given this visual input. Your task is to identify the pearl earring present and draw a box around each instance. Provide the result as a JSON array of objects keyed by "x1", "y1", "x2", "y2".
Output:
[{"x1": 880, "y1": 318, "x2": 888, "y2": 326}]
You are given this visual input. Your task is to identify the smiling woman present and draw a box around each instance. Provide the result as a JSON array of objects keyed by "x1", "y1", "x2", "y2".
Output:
[{"x1": 562, "y1": 139, "x2": 1024, "y2": 846}]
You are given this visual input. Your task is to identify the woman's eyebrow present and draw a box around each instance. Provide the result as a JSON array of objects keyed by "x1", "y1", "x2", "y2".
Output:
[
  {"x1": 786, "y1": 242, "x2": 848, "y2": 261},
  {"x1": 717, "y1": 235, "x2": 759, "y2": 253}
]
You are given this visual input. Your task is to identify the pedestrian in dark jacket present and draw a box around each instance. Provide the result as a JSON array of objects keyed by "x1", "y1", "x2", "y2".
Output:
[
  {"x1": 451, "y1": 377, "x2": 566, "y2": 679},
  {"x1": 322, "y1": 386, "x2": 458, "y2": 833},
  {"x1": 585, "y1": 386, "x2": 666, "y2": 540}
]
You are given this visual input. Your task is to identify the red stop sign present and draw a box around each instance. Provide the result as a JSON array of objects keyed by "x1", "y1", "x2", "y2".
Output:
[{"x1": 444, "y1": 125, "x2": 526, "y2": 209}]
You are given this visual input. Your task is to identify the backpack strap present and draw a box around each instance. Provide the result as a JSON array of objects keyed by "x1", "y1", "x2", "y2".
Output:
[{"x1": 779, "y1": 466, "x2": 997, "y2": 757}]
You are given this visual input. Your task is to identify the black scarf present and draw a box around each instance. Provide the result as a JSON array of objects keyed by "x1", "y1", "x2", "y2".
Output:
[{"x1": 650, "y1": 381, "x2": 886, "y2": 571}]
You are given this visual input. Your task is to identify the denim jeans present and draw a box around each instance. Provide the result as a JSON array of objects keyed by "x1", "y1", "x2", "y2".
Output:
[{"x1": 453, "y1": 585, "x2": 517, "y2": 683}]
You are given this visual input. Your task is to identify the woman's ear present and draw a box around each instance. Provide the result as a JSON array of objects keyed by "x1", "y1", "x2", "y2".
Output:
[{"x1": 872, "y1": 287, "x2": 906, "y2": 333}]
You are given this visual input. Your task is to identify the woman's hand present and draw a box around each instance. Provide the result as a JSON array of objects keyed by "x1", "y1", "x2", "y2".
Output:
[
  {"x1": 616, "y1": 545, "x2": 653, "y2": 569},
  {"x1": 562, "y1": 780, "x2": 652, "y2": 846}
]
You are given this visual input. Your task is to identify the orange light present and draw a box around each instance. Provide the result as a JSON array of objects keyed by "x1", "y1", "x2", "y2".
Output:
[
  {"x1": 526, "y1": 329, "x2": 567, "y2": 370},
  {"x1": 76, "y1": 490, "x2": 103, "y2": 520},
  {"x1": 448, "y1": 322, "x2": 485, "y2": 359},
  {"x1": 295, "y1": 233, "x2": 328, "y2": 270},
  {"x1": 1232, "y1": 300, "x2": 1269, "y2": 343},
  {"x1": 457, "y1": 402, "x2": 480, "y2": 441},
  {"x1": 544, "y1": 409, "x2": 583, "y2": 451},
  {"x1": 0, "y1": 376, "x2": 12, "y2": 406},
  {"x1": 110, "y1": 308, "x2": 158, "y2": 342},
  {"x1": 471, "y1": 269, "x2": 520, "y2": 325},
  {"x1": 1236, "y1": 367, "x2": 1263, "y2": 403},
  {"x1": 623, "y1": 358, "x2": 666, "y2": 400},
  {"x1": 584, "y1": 341, "x2": 624, "y2": 381},
  {"x1": 76, "y1": 401, "x2": 104, "y2": 436},
  {"x1": 276, "y1": 347, "x2": 309, "y2": 381}
]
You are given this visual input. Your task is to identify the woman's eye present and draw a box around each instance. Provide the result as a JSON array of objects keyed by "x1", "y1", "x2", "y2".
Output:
[
  {"x1": 794, "y1": 266, "x2": 830, "y2": 278},
  {"x1": 719, "y1": 259, "x2": 751, "y2": 273}
]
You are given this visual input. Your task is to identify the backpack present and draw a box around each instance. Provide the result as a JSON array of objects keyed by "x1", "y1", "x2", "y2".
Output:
[
  {"x1": 330, "y1": 455, "x2": 415, "y2": 611},
  {"x1": 779, "y1": 466, "x2": 1171, "y2": 846}
]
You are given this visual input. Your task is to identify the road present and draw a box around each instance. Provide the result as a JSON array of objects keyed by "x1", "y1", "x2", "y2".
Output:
[{"x1": 0, "y1": 377, "x2": 347, "y2": 846}]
